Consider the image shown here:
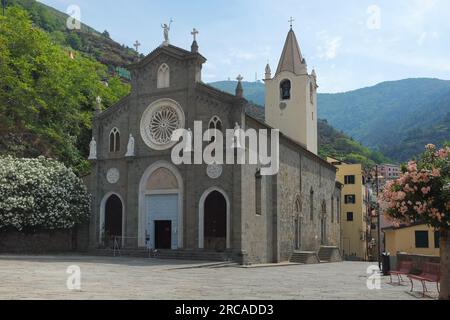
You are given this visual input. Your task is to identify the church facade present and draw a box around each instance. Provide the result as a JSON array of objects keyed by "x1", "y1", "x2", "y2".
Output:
[{"x1": 87, "y1": 27, "x2": 341, "y2": 264}]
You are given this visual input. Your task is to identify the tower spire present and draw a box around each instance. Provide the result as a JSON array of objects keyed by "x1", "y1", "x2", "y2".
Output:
[{"x1": 275, "y1": 28, "x2": 306, "y2": 76}]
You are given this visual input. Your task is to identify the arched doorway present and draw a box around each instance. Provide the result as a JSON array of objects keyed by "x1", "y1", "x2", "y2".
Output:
[
  {"x1": 138, "y1": 161, "x2": 183, "y2": 249},
  {"x1": 204, "y1": 191, "x2": 227, "y2": 251},
  {"x1": 100, "y1": 193, "x2": 124, "y2": 247},
  {"x1": 199, "y1": 187, "x2": 230, "y2": 251}
]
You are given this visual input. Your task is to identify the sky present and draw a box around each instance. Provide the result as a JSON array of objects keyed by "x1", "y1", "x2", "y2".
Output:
[{"x1": 38, "y1": 0, "x2": 450, "y2": 93}]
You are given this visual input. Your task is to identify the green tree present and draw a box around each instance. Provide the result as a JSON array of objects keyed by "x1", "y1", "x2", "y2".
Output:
[
  {"x1": 382, "y1": 143, "x2": 450, "y2": 299},
  {"x1": 0, "y1": 7, "x2": 130, "y2": 175}
]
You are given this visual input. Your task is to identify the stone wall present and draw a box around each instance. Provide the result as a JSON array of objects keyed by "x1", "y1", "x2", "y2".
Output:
[
  {"x1": 0, "y1": 224, "x2": 89, "y2": 254},
  {"x1": 396, "y1": 253, "x2": 440, "y2": 273},
  {"x1": 240, "y1": 117, "x2": 340, "y2": 264}
]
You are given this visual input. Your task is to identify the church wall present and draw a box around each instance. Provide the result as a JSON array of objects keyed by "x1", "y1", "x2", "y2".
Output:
[
  {"x1": 276, "y1": 143, "x2": 302, "y2": 262},
  {"x1": 240, "y1": 161, "x2": 273, "y2": 264},
  {"x1": 276, "y1": 139, "x2": 339, "y2": 262},
  {"x1": 239, "y1": 118, "x2": 276, "y2": 264}
]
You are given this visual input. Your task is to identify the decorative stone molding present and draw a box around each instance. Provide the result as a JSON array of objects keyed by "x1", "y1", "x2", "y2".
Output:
[{"x1": 106, "y1": 168, "x2": 120, "y2": 184}]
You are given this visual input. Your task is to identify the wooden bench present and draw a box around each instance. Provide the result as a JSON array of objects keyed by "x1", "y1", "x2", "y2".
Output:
[
  {"x1": 408, "y1": 262, "x2": 440, "y2": 297},
  {"x1": 389, "y1": 261, "x2": 413, "y2": 284}
]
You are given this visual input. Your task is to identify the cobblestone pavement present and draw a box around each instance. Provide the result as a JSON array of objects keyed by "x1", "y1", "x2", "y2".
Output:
[{"x1": 0, "y1": 255, "x2": 437, "y2": 300}]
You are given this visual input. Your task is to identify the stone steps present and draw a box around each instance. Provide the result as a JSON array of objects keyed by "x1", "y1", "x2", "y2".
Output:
[
  {"x1": 154, "y1": 250, "x2": 233, "y2": 262},
  {"x1": 91, "y1": 248, "x2": 234, "y2": 262},
  {"x1": 289, "y1": 251, "x2": 320, "y2": 264},
  {"x1": 92, "y1": 248, "x2": 150, "y2": 258},
  {"x1": 318, "y1": 246, "x2": 342, "y2": 263}
]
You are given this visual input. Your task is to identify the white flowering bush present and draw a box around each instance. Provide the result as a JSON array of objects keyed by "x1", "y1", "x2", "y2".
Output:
[{"x1": 0, "y1": 156, "x2": 90, "y2": 231}]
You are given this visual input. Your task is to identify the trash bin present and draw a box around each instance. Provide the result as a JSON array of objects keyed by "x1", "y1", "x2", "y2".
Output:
[{"x1": 381, "y1": 252, "x2": 391, "y2": 276}]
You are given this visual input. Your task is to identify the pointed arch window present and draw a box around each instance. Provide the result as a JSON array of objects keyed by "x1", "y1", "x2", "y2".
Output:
[
  {"x1": 208, "y1": 116, "x2": 223, "y2": 143},
  {"x1": 255, "y1": 169, "x2": 262, "y2": 216},
  {"x1": 109, "y1": 128, "x2": 120, "y2": 153},
  {"x1": 157, "y1": 63, "x2": 170, "y2": 88},
  {"x1": 295, "y1": 198, "x2": 302, "y2": 214},
  {"x1": 331, "y1": 196, "x2": 335, "y2": 223},
  {"x1": 280, "y1": 79, "x2": 291, "y2": 100},
  {"x1": 321, "y1": 200, "x2": 327, "y2": 215},
  {"x1": 310, "y1": 189, "x2": 314, "y2": 221}
]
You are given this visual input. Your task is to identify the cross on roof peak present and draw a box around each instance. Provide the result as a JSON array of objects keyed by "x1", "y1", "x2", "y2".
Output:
[
  {"x1": 289, "y1": 17, "x2": 295, "y2": 29},
  {"x1": 191, "y1": 28, "x2": 199, "y2": 41},
  {"x1": 133, "y1": 40, "x2": 141, "y2": 52}
]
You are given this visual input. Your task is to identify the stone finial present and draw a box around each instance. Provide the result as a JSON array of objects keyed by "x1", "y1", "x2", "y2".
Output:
[
  {"x1": 265, "y1": 63, "x2": 271, "y2": 80},
  {"x1": 235, "y1": 74, "x2": 244, "y2": 98},
  {"x1": 191, "y1": 41, "x2": 199, "y2": 53}
]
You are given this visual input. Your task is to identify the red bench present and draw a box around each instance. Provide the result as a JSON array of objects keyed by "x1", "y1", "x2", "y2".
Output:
[
  {"x1": 389, "y1": 261, "x2": 413, "y2": 284},
  {"x1": 408, "y1": 262, "x2": 440, "y2": 297}
]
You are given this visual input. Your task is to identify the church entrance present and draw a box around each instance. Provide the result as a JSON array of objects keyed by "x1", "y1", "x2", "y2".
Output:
[
  {"x1": 204, "y1": 191, "x2": 227, "y2": 252},
  {"x1": 139, "y1": 163, "x2": 183, "y2": 250},
  {"x1": 104, "y1": 194, "x2": 123, "y2": 246},
  {"x1": 155, "y1": 221, "x2": 172, "y2": 249},
  {"x1": 146, "y1": 194, "x2": 178, "y2": 250}
]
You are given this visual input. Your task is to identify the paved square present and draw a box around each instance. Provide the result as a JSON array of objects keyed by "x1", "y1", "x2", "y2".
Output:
[{"x1": 0, "y1": 255, "x2": 436, "y2": 300}]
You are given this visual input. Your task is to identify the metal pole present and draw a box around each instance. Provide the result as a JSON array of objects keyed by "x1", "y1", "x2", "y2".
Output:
[
  {"x1": 376, "y1": 165, "x2": 382, "y2": 270},
  {"x1": 2, "y1": 0, "x2": 6, "y2": 16}
]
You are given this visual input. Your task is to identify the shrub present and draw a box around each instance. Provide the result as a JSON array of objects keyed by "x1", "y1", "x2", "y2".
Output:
[{"x1": 0, "y1": 156, "x2": 91, "y2": 232}]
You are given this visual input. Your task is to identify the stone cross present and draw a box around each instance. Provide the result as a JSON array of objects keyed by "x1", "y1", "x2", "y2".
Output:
[
  {"x1": 289, "y1": 17, "x2": 295, "y2": 28},
  {"x1": 133, "y1": 40, "x2": 141, "y2": 53},
  {"x1": 191, "y1": 28, "x2": 199, "y2": 41},
  {"x1": 236, "y1": 74, "x2": 243, "y2": 82}
]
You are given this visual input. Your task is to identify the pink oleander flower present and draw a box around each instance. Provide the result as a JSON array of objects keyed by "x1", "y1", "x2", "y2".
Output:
[
  {"x1": 407, "y1": 161, "x2": 417, "y2": 172},
  {"x1": 421, "y1": 186, "x2": 431, "y2": 195},
  {"x1": 432, "y1": 168, "x2": 441, "y2": 177},
  {"x1": 437, "y1": 149, "x2": 448, "y2": 159},
  {"x1": 397, "y1": 191, "x2": 406, "y2": 201}
]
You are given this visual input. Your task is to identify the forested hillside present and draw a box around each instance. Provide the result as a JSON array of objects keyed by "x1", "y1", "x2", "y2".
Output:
[{"x1": 0, "y1": 7, "x2": 131, "y2": 174}]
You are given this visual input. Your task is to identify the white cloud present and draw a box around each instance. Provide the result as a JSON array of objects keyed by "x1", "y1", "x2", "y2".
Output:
[
  {"x1": 316, "y1": 32, "x2": 342, "y2": 60},
  {"x1": 417, "y1": 32, "x2": 427, "y2": 46}
]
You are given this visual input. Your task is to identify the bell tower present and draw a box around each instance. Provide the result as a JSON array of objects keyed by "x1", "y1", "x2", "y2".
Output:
[{"x1": 264, "y1": 26, "x2": 318, "y2": 155}]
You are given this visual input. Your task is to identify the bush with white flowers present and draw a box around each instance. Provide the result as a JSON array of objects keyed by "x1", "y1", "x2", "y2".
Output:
[{"x1": 0, "y1": 156, "x2": 90, "y2": 231}]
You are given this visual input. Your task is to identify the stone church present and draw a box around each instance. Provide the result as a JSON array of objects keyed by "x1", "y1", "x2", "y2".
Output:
[{"x1": 87, "y1": 26, "x2": 341, "y2": 264}]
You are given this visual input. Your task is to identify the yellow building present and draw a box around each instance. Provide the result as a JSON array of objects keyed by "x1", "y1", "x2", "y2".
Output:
[
  {"x1": 383, "y1": 224, "x2": 440, "y2": 257},
  {"x1": 328, "y1": 158, "x2": 369, "y2": 260}
]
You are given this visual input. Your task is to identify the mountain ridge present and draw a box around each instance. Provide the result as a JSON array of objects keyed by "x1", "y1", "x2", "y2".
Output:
[{"x1": 210, "y1": 78, "x2": 450, "y2": 162}]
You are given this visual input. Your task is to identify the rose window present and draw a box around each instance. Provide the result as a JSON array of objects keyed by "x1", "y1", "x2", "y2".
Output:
[
  {"x1": 140, "y1": 99, "x2": 185, "y2": 150},
  {"x1": 149, "y1": 106, "x2": 180, "y2": 145}
]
